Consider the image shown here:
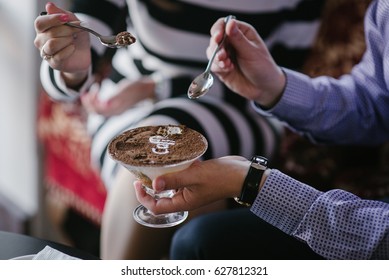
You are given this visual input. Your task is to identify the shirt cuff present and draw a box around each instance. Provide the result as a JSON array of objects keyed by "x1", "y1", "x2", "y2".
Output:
[
  {"x1": 251, "y1": 68, "x2": 312, "y2": 117},
  {"x1": 250, "y1": 169, "x2": 321, "y2": 235},
  {"x1": 150, "y1": 72, "x2": 171, "y2": 101},
  {"x1": 60, "y1": 66, "x2": 95, "y2": 98}
]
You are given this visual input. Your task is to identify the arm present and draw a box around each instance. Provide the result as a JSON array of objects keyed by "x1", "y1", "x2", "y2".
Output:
[
  {"x1": 266, "y1": 0, "x2": 389, "y2": 145},
  {"x1": 210, "y1": 1, "x2": 389, "y2": 145},
  {"x1": 40, "y1": 0, "x2": 194, "y2": 113},
  {"x1": 134, "y1": 156, "x2": 389, "y2": 260},
  {"x1": 133, "y1": 155, "x2": 389, "y2": 259},
  {"x1": 257, "y1": 66, "x2": 389, "y2": 145},
  {"x1": 35, "y1": 1, "x2": 127, "y2": 102},
  {"x1": 253, "y1": 169, "x2": 389, "y2": 259}
]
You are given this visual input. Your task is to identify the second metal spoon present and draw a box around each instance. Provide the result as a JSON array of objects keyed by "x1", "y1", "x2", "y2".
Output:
[
  {"x1": 187, "y1": 15, "x2": 235, "y2": 99},
  {"x1": 40, "y1": 12, "x2": 135, "y2": 48},
  {"x1": 65, "y1": 22, "x2": 136, "y2": 48}
]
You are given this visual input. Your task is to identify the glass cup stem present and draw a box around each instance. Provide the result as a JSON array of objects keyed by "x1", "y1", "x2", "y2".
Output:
[{"x1": 133, "y1": 185, "x2": 188, "y2": 228}]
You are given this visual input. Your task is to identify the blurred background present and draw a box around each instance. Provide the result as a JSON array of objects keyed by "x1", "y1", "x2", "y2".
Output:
[{"x1": 0, "y1": 0, "x2": 71, "y2": 239}]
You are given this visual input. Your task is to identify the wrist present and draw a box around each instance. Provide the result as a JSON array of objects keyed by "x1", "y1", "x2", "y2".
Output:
[
  {"x1": 255, "y1": 67, "x2": 286, "y2": 109},
  {"x1": 137, "y1": 76, "x2": 158, "y2": 99},
  {"x1": 150, "y1": 72, "x2": 170, "y2": 100},
  {"x1": 234, "y1": 156, "x2": 268, "y2": 206},
  {"x1": 62, "y1": 70, "x2": 90, "y2": 90}
]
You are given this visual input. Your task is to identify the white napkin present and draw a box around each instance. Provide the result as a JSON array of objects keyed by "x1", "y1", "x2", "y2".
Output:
[{"x1": 32, "y1": 246, "x2": 80, "y2": 260}]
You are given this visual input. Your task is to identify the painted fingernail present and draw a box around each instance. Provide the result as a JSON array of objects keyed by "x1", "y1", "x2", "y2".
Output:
[{"x1": 59, "y1": 14, "x2": 69, "y2": 22}]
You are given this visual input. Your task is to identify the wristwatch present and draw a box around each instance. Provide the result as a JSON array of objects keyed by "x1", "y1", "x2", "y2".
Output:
[{"x1": 234, "y1": 156, "x2": 268, "y2": 206}]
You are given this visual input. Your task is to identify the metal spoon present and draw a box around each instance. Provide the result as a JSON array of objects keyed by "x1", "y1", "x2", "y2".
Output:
[
  {"x1": 64, "y1": 22, "x2": 135, "y2": 48},
  {"x1": 188, "y1": 15, "x2": 235, "y2": 99},
  {"x1": 40, "y1": 12, "x2": 135, "y2": 48}
]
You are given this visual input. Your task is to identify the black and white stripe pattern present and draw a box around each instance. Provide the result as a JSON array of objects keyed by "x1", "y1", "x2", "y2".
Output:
[{"x1": 40, "y1": 0, "x2": 324, "y2": 188}]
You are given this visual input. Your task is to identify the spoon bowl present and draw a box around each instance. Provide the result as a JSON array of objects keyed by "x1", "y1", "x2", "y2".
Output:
[
  {"x1": 188, "y1": 72, "x2": 214, "y2": 98},
  {"x1": 188, "y1": 15, "x2": 235, "y2": 99}
]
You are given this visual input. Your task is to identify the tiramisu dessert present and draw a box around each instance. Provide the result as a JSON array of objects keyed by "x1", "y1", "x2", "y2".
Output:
[
  {"x1": 108, "y1": 125, "x2": 208, "y2": 187},
  {"x1": 115, "y1": 31, "x2": 136, "y2": 47}
]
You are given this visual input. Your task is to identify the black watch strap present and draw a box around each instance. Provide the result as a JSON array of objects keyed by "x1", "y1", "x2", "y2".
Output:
[{"x1": 234, "y1": 156, "x2": 268, "y2": 206}]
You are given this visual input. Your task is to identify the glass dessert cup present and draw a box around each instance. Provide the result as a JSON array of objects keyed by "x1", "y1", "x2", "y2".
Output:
[
  {"x1": 119, "y1": 155, "x2": 203, "y2": 228},
  {"x1": 108, "y1": 124, "x2": 208, "y2": 228}
]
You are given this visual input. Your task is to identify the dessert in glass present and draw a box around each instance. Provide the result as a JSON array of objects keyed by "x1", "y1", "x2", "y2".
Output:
[{"x1": 108, "y1": 125, "x2": 208, "y2": 228}]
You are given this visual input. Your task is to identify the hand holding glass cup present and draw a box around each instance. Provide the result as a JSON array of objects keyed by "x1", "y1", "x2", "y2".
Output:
[{"x1": 108, "y1": 125, "x2": 208, "y2": 228}]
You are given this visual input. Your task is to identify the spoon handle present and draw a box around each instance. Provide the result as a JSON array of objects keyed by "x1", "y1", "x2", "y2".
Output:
[
  {"x1": 204, "y1": 15, "x2": 235, "y2": 74},
  {"x1": 64, "y1": 22, "x2": 104, "y2": 38},
  {"x1": 40, "y1": 12, "x2": 105, "y2": 40}
]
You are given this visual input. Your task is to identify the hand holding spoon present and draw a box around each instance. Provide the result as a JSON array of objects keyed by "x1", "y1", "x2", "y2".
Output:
[
  {"x1": 40, "y1": 12, "x2": 136, "y2": 48},
  {"x1": 187, "y1": 15, "x2": 235, "y2": 99}
]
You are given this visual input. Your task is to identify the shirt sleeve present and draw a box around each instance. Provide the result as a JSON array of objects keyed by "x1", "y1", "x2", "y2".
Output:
[
  {"x1": 40, "y1": 60, "x2": 94, "y2": 102},
  {"x1": 251, "y1": 169, "x2": 389, "y2": 259},
  {"x1": 40, "y1": 0, "x2": 127, "y2": 102},
  {"x1": 253, "y1": 0, "x2": 389, "y2": 146}
]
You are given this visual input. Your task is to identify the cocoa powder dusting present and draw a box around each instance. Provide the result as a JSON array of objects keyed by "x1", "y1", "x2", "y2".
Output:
[
  {"x1": 108, "y1": 125, "x2": 207, "y2": 166},
  {"x1": 115, "y1": 31, "x2": 136, "y2": 47}
]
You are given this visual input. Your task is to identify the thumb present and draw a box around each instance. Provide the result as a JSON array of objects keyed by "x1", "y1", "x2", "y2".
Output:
[
  {"x1": 46, "y1": 2, "x2": 67, "y2": 14},
  {"x1": 46, "y1": 2, "x2": 78, "y2": 21},
  {"x1": 153, "y1": 166, "x2": 195, "y2": 192},
  {"x1": 225, "y1": 20, "x2": 263, "y2": 57}
]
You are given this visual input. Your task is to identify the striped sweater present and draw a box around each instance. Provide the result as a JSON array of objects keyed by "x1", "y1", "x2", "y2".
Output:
[{"x1": 40, "y1": 0, "x2": 324, "y2": 187}]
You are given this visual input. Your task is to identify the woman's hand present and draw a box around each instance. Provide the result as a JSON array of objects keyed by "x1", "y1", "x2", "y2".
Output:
[
  {"x1": 81, "y1": 77, "x2": 155, "y2": 117},
  {"x1": 209, "y1": 17, "x2": 286, "y2": 107},
  {"x1": 34, "y1": 2, "x2": 91, "y2": 88},
  {"x1": 134, "y1": 156, "x2": 251, "y2": 214}
]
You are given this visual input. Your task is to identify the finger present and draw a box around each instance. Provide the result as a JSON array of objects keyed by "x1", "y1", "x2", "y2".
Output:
[
  {"x1": 225, "y1": 20, "x2": 264, "y2": 56},
  {"x1": 153, "y1": 172, "x2": 184, "y2": 192},
  {"x1": 133, "y1": 181, "x2": 149, "y2": 200},
  {"x1": 45, "y1": 2, "x2": 66, "y2": 14},
  {"x1": 34, "y1": 10, "x2": 77, "y2": 51},
  {"x1": 90, "y1": 95, "x2": 113, "y2": 116},
  {"x1": 39, "y1": 36, "x2": 75, "y2": 63},
  {"x1": 133, "y1": 181, "x2": 160, "y2": 211},
  {"x1": 45, "y1": 2, "x2": 77, "y2": 20},
  {"x1": 153, "y1": 196, "x2": 187, "y2": 215},
  {"x1": 36, "y1": 2, "x2": 78, "y2": 34},
  {"x1": 210, "y1": 48, "x2": 234, "y2": 72},
  {"x1": 210, "y1": 18, "x2": 226, "y2": 38},
  {"x1": 152, "y1": 161, "x2": 201, "y2": 192},
  {"x1": 81, "y1": 91, "x2": 100, "y2": 113},
  {"x1": 45, "y1": 45, "x2": 76, "y2": 66},
  {"x1": 134, "y1": 181, "x2": 188, "y2": 214},
  {"x1": 42, "y1": 36, "x2": 75, "y2": 56},
  {"x1": 35, "y1": 13, "x2": 70, "y2": 34}
]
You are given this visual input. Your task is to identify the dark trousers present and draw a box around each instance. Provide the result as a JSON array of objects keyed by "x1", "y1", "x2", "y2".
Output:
[{"x1": 170, "y1": 208, "x2": 324, "y2": 260}]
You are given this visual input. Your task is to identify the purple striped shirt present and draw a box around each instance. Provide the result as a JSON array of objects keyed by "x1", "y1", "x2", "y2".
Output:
[{"x1": 252, "y1": 0, "x2": 389, "y2": 259}]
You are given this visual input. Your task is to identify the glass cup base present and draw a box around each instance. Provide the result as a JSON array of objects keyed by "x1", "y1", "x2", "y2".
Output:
[{"x1": 133, "y1": 204, "x2": 188, "y2": 228}]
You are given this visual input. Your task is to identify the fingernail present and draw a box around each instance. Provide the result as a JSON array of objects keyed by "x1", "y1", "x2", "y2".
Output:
[
  {"x1": 230, "y1": 24, "x2": 238, "y2": 37},
  {"x1": 155, "y1": 180, "x2": 165, "y2": 191},
  {"x1": 101, "y1": 100, "x2": 110, "y2": 108},
  {"x1": 89, "y1": 82, "x2": 100, "y2": 93},
  {"x1": 59, "y1": 14, "x2": 69, "y2": 22}
]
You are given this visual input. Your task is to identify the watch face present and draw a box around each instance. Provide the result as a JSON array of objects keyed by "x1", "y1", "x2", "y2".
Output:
[{"x1": 252, "y1": 156, "x2": 268, "y2": 170}]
